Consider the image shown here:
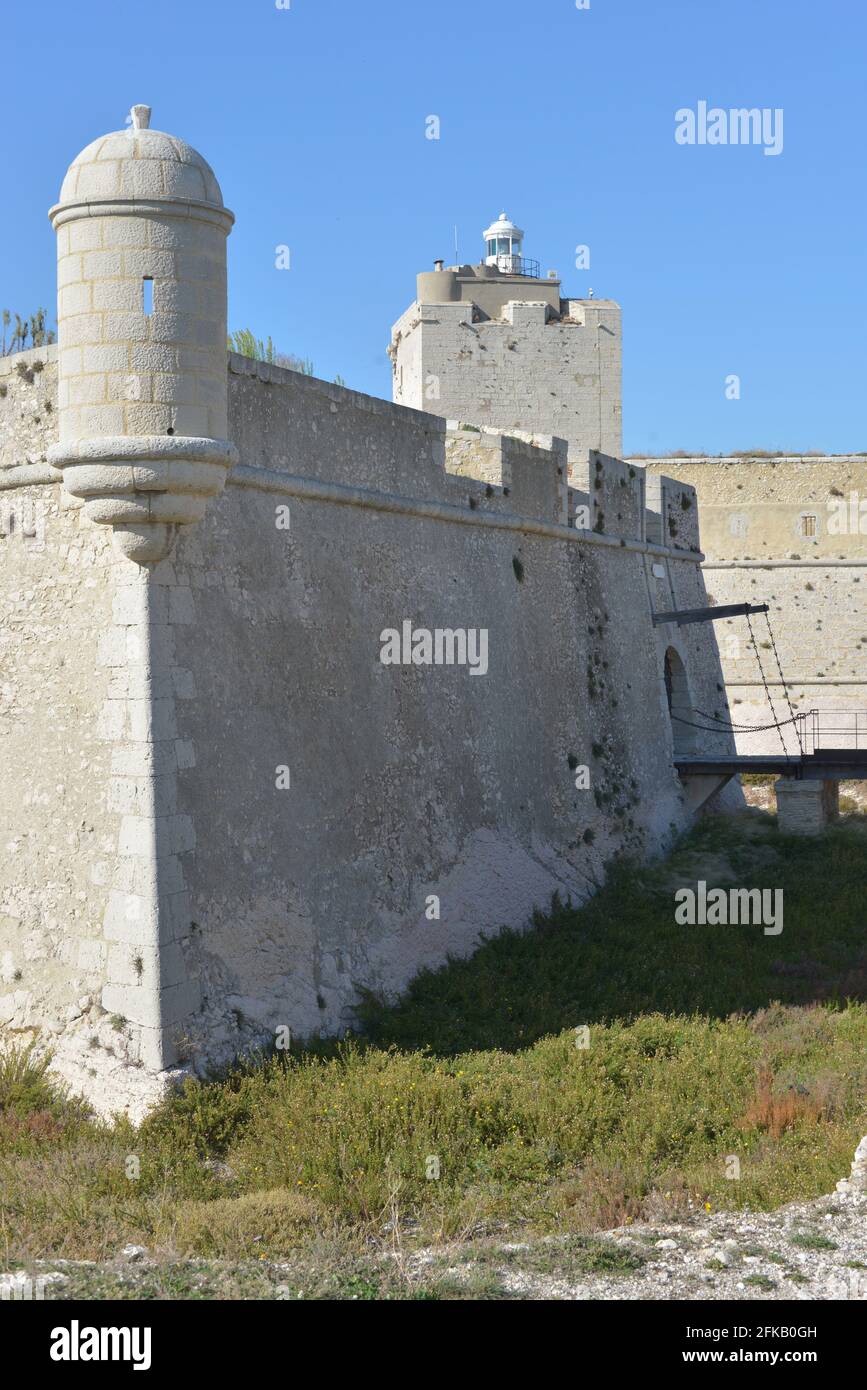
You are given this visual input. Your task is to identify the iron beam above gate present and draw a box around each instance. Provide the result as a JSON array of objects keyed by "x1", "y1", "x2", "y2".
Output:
[{"x1": 652, "y1": 602, "x2": 770, "y2": 628}]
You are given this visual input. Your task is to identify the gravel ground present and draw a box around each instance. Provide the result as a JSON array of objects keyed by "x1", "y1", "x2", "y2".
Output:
[
  {"x1": 418, "y1": 1190, "x2": 867, "y2": 1301},
  {"x1": 5, "y1": 1190, "x2": 863, "y2": 1302},
  {"x1": 5, "y1": 1147, "x2": 865, "y2": 1303}
]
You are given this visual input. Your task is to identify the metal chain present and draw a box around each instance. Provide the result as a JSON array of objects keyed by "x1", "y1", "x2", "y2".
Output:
[
  {"x1": 672, "y1": 712, "x2": 802, "y2": 735},
  {"x1": 763, "y1": 611, "x2": 804, "y2": 754},
  {"x1": 668, "y1": 605, "x2": 802, "y2": 752},
  {"x1": 693, "y1": 707, "x2": 803, "y2": 731},
  {"x1": 746, "y1": 610, "x2": 790, "y2": 759}
]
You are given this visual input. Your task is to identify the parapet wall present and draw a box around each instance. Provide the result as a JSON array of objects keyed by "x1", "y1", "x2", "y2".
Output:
[
  {"x1": 0, "y1": 345, "x2": 58, "y2": 479},
  {"x1": 1, "y1": 352, "x2": 729, "y2": 1115}
]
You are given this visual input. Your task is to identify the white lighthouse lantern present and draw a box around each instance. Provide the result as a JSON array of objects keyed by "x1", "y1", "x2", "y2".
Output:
[{"x1": 483, "y1": 212, "x2": 525, "y2": 273}]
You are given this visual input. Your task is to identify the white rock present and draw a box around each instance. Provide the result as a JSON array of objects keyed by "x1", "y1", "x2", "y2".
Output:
[{"x1": 850, "y1": 1136, "x2": 867, "y2": 1191}]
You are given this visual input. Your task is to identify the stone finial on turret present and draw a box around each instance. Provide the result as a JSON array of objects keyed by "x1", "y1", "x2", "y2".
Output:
[{"x1": 47, "y1": 105, "x2": 237, "y2": 564}]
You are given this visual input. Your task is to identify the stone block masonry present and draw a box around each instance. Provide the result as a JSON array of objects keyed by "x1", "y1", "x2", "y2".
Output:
[
  {"x1": 774, "y1": 779, "x2": 839, "y2": 835},
  {"x1": 391, "y1": 291, "x2": 622, "y2": 466}
]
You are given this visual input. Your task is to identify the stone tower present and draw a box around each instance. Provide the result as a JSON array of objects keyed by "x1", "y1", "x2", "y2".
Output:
[
  {"x1": 48, "y1": 104, "x2": 237, "y2": 564},
  {"x1": 389, "y1": 213, "x2": 622, "y2": 473}
]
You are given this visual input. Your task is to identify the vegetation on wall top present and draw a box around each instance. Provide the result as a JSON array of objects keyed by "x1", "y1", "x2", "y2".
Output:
[
  {"x1": 227, "y1": 329, "x2": 313, "y2": 377},
  {"x1": 1, "y1": 308, "x2": 55, "y2": 356}
]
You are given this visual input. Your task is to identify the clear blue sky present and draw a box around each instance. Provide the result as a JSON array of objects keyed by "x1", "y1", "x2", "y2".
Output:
[{"x1": 4, "y1": 0, "x2": 864, "y2": 454}]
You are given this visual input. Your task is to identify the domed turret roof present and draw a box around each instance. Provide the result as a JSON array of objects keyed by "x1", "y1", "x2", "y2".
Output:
[{"x1": 53, "y1": 105, "x2": 225, "y2": 211}]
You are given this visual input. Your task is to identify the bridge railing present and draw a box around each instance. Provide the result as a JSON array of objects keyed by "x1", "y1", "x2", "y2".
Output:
[{"x1": 798, "y1": 709, "x2": 867, "y2": 753}]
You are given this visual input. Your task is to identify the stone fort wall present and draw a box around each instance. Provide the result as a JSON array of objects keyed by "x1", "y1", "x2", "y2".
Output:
[
  {"x1": 639, "y1": 456, "x2": 867, "y2": 756},
  {"x1": 1, "y1": 348, "x2": 730, "y2": 1115}
]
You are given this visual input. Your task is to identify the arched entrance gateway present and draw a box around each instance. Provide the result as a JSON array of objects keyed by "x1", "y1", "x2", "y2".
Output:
[{"x1": 664, "y1": 647, "x2": 697, "y2": 755}]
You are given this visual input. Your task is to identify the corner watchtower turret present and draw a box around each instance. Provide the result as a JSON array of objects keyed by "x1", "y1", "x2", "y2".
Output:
[{"x1": 48, "y1": 104, "x2": 237, "y2": 564}]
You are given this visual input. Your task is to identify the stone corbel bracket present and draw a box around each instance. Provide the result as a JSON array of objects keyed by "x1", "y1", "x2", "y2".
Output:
[{"x1": 48, "y1": 434, "x2": 238, "y2": 564}]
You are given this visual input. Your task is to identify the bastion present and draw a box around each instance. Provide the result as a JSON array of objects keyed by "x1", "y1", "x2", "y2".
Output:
[{"x1": 0, "y1": 110, "x2": 733, "y2": 1117}]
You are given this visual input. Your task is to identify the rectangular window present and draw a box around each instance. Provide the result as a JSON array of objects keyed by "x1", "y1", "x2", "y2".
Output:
[
  {"x1": 143, "y1": 277, "x2": 154, "y2": 315},
  {"x1": 801, "y1": 514, "x2": 817, "y2": 537}
]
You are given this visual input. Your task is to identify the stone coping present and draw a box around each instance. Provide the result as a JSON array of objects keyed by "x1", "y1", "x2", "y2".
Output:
[{"x1": 0, "y1": 344, "x2": 57, "y2": 375}]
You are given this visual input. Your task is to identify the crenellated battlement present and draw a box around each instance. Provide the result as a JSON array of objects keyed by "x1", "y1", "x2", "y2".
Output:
[
  {"x1": 645, "y1": 473, "x2": 701, "y2": 552},
  {"x1": 3, "y1": 349, "x2": 702, "y2": 562}
]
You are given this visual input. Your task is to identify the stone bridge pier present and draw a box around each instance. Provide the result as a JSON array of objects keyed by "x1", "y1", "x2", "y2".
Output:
[{"x1": 774, "y1": 778, "x2": 840, "y2": 835}]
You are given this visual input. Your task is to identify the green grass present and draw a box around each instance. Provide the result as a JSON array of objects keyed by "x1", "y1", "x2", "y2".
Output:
[
  {"x1": 356, "y1": 814, "x2": 867, "y2": 1052},
  {"x1": 1, "y1": 815, "x2": 865, "y2": 1269},
  {"x1": 0, "y1": 1043, "x2": 86, "y2": 1122},
  {"x1": 30, "y1": 1247, "x2": 469, "y2": 1301},
  {"x1": 743, "y1": 1274, "x2": 776, "y2": 1290},
  {"x1": 788, "y1": 1231, "x2": 837, "y2": 1251}
]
